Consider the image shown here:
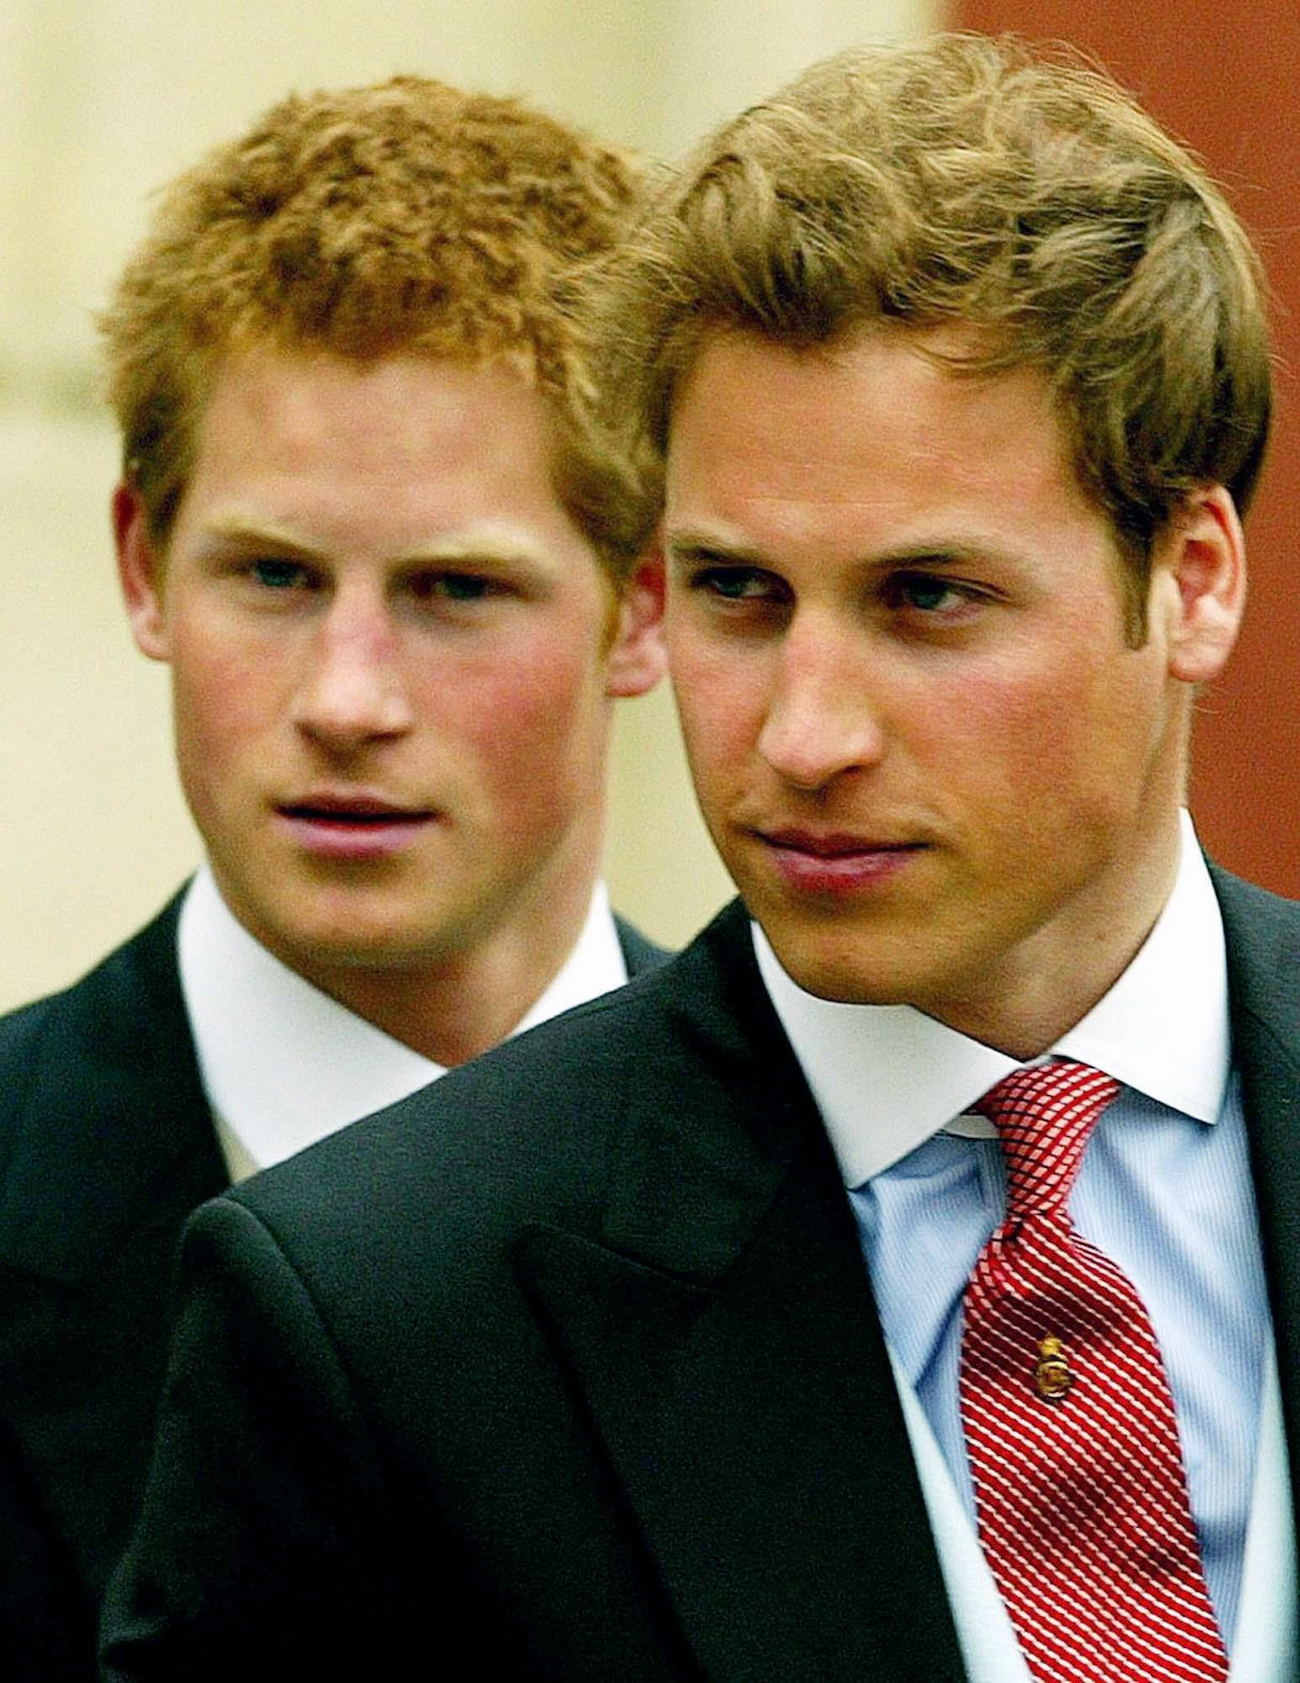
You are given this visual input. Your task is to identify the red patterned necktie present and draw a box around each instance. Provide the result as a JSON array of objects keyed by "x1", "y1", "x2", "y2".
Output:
[{"x1": 959, "y1": 1060, "x2": 1229, "y2": 1683}]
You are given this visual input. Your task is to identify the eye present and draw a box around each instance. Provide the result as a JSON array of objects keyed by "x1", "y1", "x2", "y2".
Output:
[
  {"x1": 407, "y1": 571, "x2": 502, "y2": 604},
  {"x1": 691, "y1": 565, "x2": 788, "y2": 604},
  {"x1": 891, "y1": 573, "x2": 961, "y2": 611},
  {"x1": 883, "y1": 570, "x2": 987, "y2": 620},
  {"x1": 249, "y1": 558, "x2": 312, "y2": 591}
]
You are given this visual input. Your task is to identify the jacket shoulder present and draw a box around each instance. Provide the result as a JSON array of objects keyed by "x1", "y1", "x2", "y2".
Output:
[
  {"x1": 229, "y1": 899, "x2": 761, "y2": 1254},
  {"x1": 0, "y1": 893, "x2": 220, "y2": 1281},
  {"x1": 1210, "y1": 863, "x2": 1300, "y2": 1063},
  {"x1": 0, "y1": 897, "x2": 190, "y2": 1098},
  {"x1": 613, "y1": 914, "x2": 672, "y2": 977},
  {"x1": 1210, "y1": 864, "x2": 1300, "y2": 984}
]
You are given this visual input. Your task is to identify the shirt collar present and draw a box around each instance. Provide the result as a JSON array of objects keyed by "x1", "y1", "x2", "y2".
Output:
[
  {"x1": 755, "y1": 810, "x2": 1230, "y2": 1187},
  {"x1": 178, "y1": 864, "x2": 627, "y2": 1179}
]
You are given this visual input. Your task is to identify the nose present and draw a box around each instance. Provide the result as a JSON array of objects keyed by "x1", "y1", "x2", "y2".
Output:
[
  {"x1": 290, "y1": 595, "x2": 414, "y2": 752},
  {"x1": 757, "y1": 614, "x2": 886, "y2": 790}
]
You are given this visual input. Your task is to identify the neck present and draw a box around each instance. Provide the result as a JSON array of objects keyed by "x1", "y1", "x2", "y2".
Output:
[
  {"x1": 303, "y1": 878, "x2": 598, "y2": 1067},
  {"x1": 929, "y1": 812, "x2": 1186, "y2": 1061}
]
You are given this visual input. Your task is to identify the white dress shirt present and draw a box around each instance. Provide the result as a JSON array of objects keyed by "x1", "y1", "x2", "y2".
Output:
[
  {"x1": 756, "y1": 812, "x2": 1296, "y2": 1677},
  {"x1": 178, "y1": 864, "x2": 629, "y2": 1181}
]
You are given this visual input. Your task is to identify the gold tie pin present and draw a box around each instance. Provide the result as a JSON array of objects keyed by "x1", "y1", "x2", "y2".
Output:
[{"x1": 1033, "y1": 1337, "x2": 1073, "y2": 1402}]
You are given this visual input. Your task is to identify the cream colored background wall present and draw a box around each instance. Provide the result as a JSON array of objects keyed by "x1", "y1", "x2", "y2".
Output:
[{"x1": 0, "y1": 0, "x2": 938, "y2": 1011}]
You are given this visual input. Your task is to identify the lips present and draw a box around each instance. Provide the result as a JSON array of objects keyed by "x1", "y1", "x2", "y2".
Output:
[
  {"x1": 760, "y1": 827, "x2": 920, "y2": 857},
  {"x1": 273, "y1": 792, "x2": 440, "y2": 860},
  {"x1": 755, "y1": 826, "x2": 925, "y2": 894},
  {"x1": 277, "y1": 796, "x2": 435, "y2": 825}
]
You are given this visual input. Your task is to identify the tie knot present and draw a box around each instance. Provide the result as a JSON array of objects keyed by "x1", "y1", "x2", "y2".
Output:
[{"x1": 974, "y1": 1060, "x2": 1119, "y2": 1220}]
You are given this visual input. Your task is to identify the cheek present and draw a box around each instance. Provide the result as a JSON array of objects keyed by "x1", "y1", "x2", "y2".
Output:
[
  {"x1": 434, "y1": 643, "x2": 610, "y2": 821},
  {"x1": 947, "y1": 654, "x2": 1164, "y2": 835},
  {"x1": 968, "y1": 682, "x2": 1076, "y2": 777},
  {"x1": 668, "y1": 638, "x2": 765, "y2": 775},
  {"x1": 167, "y1": 633, "x2": 282, "y2": 800}
]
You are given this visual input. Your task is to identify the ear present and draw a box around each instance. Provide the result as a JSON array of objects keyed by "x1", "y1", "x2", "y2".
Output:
[
  {"x1": 1157, "y1": 485, "x2": 1246, "y2": 684},
  {"x1": 603, "y1": 551, "x2": 666, "y2": 699},
  {"x1": 113, "y1": 482, "x2": 171, "y2": 661}
]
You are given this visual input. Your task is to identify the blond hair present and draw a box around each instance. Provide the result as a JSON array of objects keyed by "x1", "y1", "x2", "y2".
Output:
[
  {"x1": 100, "y1": 76, "x2": 654, "y2": 582},
  {"x1": 598, "y1": 34, "x2": 1271, "y2": 622}
]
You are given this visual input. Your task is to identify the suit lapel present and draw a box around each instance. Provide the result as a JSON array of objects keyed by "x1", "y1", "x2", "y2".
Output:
[
  {"x1": 0, "y1": 898, "x2": 227, "y2": 1598},
  {"x1": 1213, "y1": 869, "x2": 1300, "y2": 1481},
  {"x1": 0, "y1": 895, "x2": 225, "y2": 1288},
  {"x1": 518, "y1": 902, "x2": 966, "y2": 1681},
  {"x1": 523, "y1": 875, "x2": 1300, "y2": 1677}
]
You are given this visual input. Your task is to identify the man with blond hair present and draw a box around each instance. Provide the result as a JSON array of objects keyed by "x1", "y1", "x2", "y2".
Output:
[
  {"x1": 0, "y1": 76, "x2": 665, "y2": 1678},
  {"x1": 104, "y1": 35, "x2": 1296, "y2": 1682}
]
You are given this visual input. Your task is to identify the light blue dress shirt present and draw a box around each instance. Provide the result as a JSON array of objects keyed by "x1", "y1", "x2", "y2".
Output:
[
  {"x1": 855, "y1": 1074, "x2": 1263, "y2": 1640},
  {"x1": 755, "y1": 814, "x2": 1293, "y2": 1669}
]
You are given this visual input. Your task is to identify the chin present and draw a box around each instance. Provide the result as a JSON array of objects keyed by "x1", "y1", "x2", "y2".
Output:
[
  {"x1": 259, "y1": 900, "x2": 443, "y2": 975},
  {"x1": 763, "y1": 931, "x2": 915, "y2": 1008},
  {"x1": 301, "y1": 923, "x2": 453, "y2": 973}
]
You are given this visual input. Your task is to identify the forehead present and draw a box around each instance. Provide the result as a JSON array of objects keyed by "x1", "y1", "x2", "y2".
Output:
[
  {"x1": 193, "y1": 346, "x2": 554, "y2": 471},
  {"x1": 174, "y1": 347, "x2": 589, "y2": 559},
  {"x1": 664, "y1": 327, "x2": 1097, "y2": 551}
]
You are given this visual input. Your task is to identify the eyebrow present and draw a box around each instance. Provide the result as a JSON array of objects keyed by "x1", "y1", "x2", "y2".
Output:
[
  {"x1": 197, "y1": 518, "x2": 320, "y2": 557},
  {"x1": 196, "y1": 517, "x2": 562, "y2": 572},
  {"x1": 665, "y1": 529, "x2": 1015, "y2": 575},
  {"x1": 663, "y1": 533, "x2": 768, "y2": 569}
]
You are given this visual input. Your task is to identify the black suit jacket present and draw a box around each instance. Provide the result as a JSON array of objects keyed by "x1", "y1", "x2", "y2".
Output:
[
  {"x1": 100, "y1": 867, "x2": 1300, "y2": 1682},
  {"x1": 0, "y1": 899, "x2": 222, "y2": 1681},
  {"x1": 0, "y1": 895, "x2": 663, "y2": 1681}
]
